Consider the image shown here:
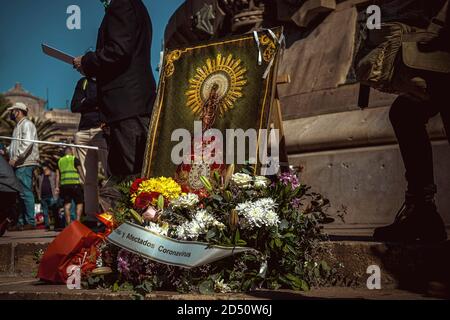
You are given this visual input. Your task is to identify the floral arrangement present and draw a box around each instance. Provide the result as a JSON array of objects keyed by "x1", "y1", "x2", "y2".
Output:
[
  {"x1": 86, "y1": 165, "x2": 335, "y2": 295},
  {"x1": 131, "y1": 177, "x2": 182, "y2": 209}
]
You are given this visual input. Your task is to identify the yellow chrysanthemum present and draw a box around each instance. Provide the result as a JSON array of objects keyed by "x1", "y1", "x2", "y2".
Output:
[{"x1": 131, "y1": 177, "x2": 182, "y2": 204}]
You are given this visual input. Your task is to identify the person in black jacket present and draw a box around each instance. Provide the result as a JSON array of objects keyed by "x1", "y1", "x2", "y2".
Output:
[
  {"x1": 73, "y1": 0, "x2": 156, "y2": 178},
  {"x1": 71, "y1": 77, "x2": 108, "y2": 217},
  {"x1": 0, "y1": 155, "x2": 22, "y2": 236}
]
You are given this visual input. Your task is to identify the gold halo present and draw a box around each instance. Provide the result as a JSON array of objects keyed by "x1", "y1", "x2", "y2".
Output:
[{"x1": 186, "y1": 54, "x2": 247, "y2": 116}]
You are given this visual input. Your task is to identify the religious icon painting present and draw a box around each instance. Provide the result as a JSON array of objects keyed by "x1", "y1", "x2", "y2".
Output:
[{"x1": 142, "y1": 28, "x2": 284, "y2": 191}]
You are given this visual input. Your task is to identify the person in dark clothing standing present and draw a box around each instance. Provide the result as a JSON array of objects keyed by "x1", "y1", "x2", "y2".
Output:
[
  {"x1": 73, "y1": 0, "x2": 156, "y2": 178},
  {"x1": 37, "y1": 163, "x2": 60, "y2": 231},
  {"x1": 0, "y1": 155, "x2": 22, "y2": 236},
  {"x1": 71, "y1": 77, "x2": 108, "y2": 217},
  {"x1": 373, "y1": 0, "x2": 449, "y2": 242}
]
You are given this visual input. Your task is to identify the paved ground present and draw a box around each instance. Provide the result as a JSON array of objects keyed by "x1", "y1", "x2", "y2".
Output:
[
  {"x1": 2, "y1": 229, "x2": 449, "y2": 300},
  {"x1": 0, "y1": 229, "x2": 59, "y2": 244},
  {"x1": 0, "y1": 277, "x2": 443, "y2": 300}
]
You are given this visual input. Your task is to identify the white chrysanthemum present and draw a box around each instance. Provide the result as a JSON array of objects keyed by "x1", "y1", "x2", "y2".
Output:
[
  {"x1": 254, "y1": 175, "x2": 271, "y2": 189},
  {"x1": 231, "y1": 173, "x2": 253, "y2": 189},
  {"x1": 213, "y1": 220, "x2": 226, "y2": 230},
  {"x1": 144, "y1": 222, "x2": 169, "y2": 236},
  {"x1": 174, "y1": 224, "x2": 187, "y2": 239},
  {"x1": 170, "y1": 193, "x2": 199, "y2": 209},
  {"x1": 235, "y1": 198, "x2": 279, "y2": 229},
  {"x1": 174, "y1": 209, "x2": 223, "y2": 240},
  {"x1": 214, "y1": 279, "x2": 232, "y2": 293}
]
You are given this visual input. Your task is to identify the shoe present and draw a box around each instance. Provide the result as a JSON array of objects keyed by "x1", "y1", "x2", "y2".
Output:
[
  {"x1": 373, "y1": 199, "x2": 447, "y2": 243},
  {"x1": 22, "y1": 224, "x2": 36, "y2": 231}
]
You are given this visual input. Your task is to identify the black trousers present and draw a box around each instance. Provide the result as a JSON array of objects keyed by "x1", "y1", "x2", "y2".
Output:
[
  {"x1": 390, "y1": 78, "x2": 450, "y2": 194},
  {"x1": 0, "y1": 192, "x2": 18, "y2": 225},
  {"x1": 106, "y1": 115, "x2": 150, "y2": 177}
]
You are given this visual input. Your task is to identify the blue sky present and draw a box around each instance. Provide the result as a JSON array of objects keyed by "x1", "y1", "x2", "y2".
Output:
[{"x1": 0, "y1": 0, "x2": 184, "y2": 108}]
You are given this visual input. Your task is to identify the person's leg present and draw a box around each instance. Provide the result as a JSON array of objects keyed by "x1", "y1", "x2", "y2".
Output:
[
  {"x1": 54, "y1": 198, "x2": 64, "y2": 230},
  {"x1": 15, "y1": 166, "x2": 36, "y2": 226},
  {"x1": 439, "y1": 101, "x2": 450, "y2": 146},
  {"x1": 374, "y1": 95, "x2": 446, "y2": 242},
  {"x1": 94, "y1": 130, "x2": 109, "y2": 178},
  {"x1": 64, "y1": 202, "x2": 72, "y2": 225},
  {"x1": 428, "y1": 73, "x2": 450, "y2": 146},
  {"x1": 74, "y1": 130, "x2": 89, "y2": 183},
  {"x1": 61, "y1": 186, "x2": 72, "y2": 225},
  {"x1": 83, "y1": 133, "x2": 100, "y2": 216},
  {"x1": 74, "y1": 185, "x2": 84, "y2": 221},
  {"x1": 93, "y1": 129, "x2": 109, "y2": 213},
  {"x1": 0, "y1": 192, "x2": 17, "y2": 236},
  {"x1": 389, "y1": 96, "x2": 438, "y2": 193},
  {"x1": 14, "y1": 168, "x2": 26, "y2": 227},
  {"x1": 41, "y1": 197, "x2": 50, "y2": 229},
  {"x1": 46, "y1": 197, "x2": 57, "y2": 230},
  {"x1": 75, "y1": 203, "x2": 83, "y2": 221},
  {"x1": 108, "y1": 116, "x2": 149, "y2": 178}
]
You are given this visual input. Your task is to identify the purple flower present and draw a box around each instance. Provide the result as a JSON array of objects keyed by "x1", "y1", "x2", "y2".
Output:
[
  {"x1": 278, "y1": 172, "x2": 300, "y2": 189},
  {"x1": 117, "y1": 249, "x2": 162, "y2": 283},
  {"x1": 117, "y1": 249, "x2": 131, "y2": 275},
  {"x1": 291, "y1": 197, "x2": 302, "y2": 210}
]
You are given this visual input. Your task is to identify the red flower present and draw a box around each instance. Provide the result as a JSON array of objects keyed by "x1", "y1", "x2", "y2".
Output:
[
  {"x1": 178, "y1": 183, "x2": 209, "y2": 200},
  {"x1": 130, "y1": 178, "x2": 145, "y2": 194},
  {"x1": 134, "y1": 192, "x2": 160, "y2": 209},
  {"x1": 180, "y1": 184, "x2": 191, "y2": 194},
  {"x1": 195, "y1": 189, "x2": 209, "y2": 200}
]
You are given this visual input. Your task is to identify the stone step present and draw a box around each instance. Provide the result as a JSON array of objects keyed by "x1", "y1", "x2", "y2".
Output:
[
  {"x1": 0, "y1": 230, "x2": 56, "y2": 277},
  {"x1": 321, "y1": 239, "x2": 450, "y2": 293},
  {"x1": 0, "y1": 277, "x2": 444, "y2": 300},
  {"x1": 1, "y1": 230, "x2": 449, "y2": 295}
]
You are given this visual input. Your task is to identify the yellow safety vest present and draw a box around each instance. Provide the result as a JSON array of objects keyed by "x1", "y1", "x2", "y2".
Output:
[{"x1": 58, "y1": 155, "x2": 80, "y2": 185}]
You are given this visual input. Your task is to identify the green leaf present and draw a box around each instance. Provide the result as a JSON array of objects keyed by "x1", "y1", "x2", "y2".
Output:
[
  {"x1": 157, "y1": 195, "x2": 164, "y2": 210},
  {"x1": 129, "y1": 209, "x2": 144, "y2": 225},
  {"x1": 320, "y1": 261, "x2": 331, "y2": 272},
  {"x1": 237, "y1": 239, "x2": 247, "y2": 246},
  {"x1": 120, "y1": 282, "x2": 134, "y2": 291},
  {"x1": 198, "y1": 280, "x2": 214, "y2": 294},
  {"x1": 206, "y1": 229, "x2": 216, "y2": 240},
  {"x1": 212, "y1": 195, "x2": 223, "y2": 202},
  {"x1": 285, "y1": 273, "x2": 309, "y2": 291},
  {"x1": 142, "y1": 280, "x2": 153, "y2": 293},
  {"x1": 242, "y1": 279, "x2": 254, "y2": 291},
  {"x1": 279, "y1": 219, "x2": 289, "y2": 230},
  {"x1": 314, "y1": 268, "x2": 320, "y2": 277},
  {"x1": 274, "y1": 238, "x2": 283, "y2": 248},
  {"x1": 282, "y1": 232, "x2": 295, "y2": 239},
  {"x1": 299, "y1": 279, "x2": 310, "y2": 291},
  {"x1": 285, "y1": 244, "x2": 296, "y2": 255},
  {"x1": 200, "y1": 176, "x2": 213, "y2": 192},
  {"x1": 224, "y1": 190, "x2": 233, "y2": 202},
  {"x1": 269, "y1": 240, "x2": 275, "y2": 249},
  {"x1": 214, "y1": 170, "x2": 221, "y2": 183},
  {"x1": 234, "y1": 229, "x2": 241, "y2": 244},
  {"x1": 112, "y1": 281, "x2": 120, "y2": 292}
]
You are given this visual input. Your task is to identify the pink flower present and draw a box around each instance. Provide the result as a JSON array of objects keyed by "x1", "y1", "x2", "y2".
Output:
[{"x1": 142, "y1": 206, "x2": 158, "y2": 221}]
